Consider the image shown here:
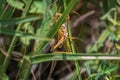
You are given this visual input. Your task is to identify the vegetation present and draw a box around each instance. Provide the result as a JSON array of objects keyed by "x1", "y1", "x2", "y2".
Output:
[{"x1": 0, "y1": 0, "x2": 120, "y2": 80}]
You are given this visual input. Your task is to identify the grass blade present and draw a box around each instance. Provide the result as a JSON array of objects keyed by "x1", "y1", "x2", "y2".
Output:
[
  {"x1": 30, "y1": 53, "x2": 120, "y2": 64},
  {"x1": 0, "y1": 15, "x2": 42, "y2": 26}
]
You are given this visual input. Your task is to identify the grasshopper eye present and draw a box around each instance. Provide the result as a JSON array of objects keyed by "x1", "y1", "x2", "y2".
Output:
[
  {"x1": 62, "y1": 24, "x2": 66, "y2": 28},
  {"x1": 61, "y1": 24, "x2": 67, "y2": 32}
]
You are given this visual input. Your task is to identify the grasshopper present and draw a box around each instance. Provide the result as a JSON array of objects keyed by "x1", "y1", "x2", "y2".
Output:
[
  {"x1": 48, "y1": 13, "x2": 73, "y2": 79},
  {"x1": 51, "y1": 13, "x2": 72, "y2": 52}
]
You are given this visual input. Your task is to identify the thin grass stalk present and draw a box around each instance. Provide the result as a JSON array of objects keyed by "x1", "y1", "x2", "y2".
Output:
[
  {"x1": 67, "y1": 21, "x2": 82, "y2": 80},
  {"x1": 19, "y1": 57, "x2": 31, "y2": 80}
]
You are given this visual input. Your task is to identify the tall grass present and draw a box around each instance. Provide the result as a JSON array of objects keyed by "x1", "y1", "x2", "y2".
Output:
[{"x1": 0, "y1": 0, "x2": 120, "y2": 80}]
